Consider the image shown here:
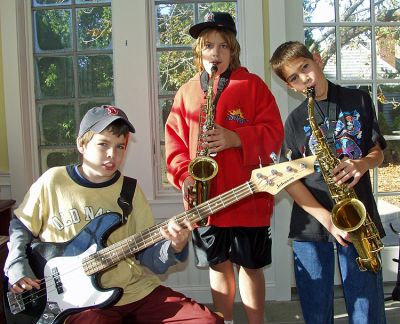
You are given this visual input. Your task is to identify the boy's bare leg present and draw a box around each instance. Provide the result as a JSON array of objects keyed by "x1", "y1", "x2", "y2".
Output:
[
  {"x1": 210, "y1": 260, "x2": 236, "y2": 321},
  {"x1": 238, "y1": 266, "x2": 265, "y2": 324}
]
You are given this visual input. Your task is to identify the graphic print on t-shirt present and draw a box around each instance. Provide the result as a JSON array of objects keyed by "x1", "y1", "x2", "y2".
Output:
[{"x1": 305, "y1": 110, "x2": 363, "y2": 172}]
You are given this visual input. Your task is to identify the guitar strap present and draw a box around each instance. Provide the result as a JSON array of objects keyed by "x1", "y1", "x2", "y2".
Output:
[{"x1": 117, "y1": 176, "x2": 137, "y2": 224}]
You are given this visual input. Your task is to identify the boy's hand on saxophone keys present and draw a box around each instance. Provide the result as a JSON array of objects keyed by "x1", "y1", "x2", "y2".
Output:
[
  {"x1": 205, "y1": 123, "x2": 241, "y2": 153},
  {"x1": 332, "y1": 157, "x2": 368, "y2": 188}
]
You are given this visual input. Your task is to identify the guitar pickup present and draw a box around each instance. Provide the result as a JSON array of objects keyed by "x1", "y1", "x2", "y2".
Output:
[
  {"x1": 7, "y1": 291, "x2": 25, "y2": 314},
  {"x1": 52, "y1": 267, "x2": 64, "y2": 294}
]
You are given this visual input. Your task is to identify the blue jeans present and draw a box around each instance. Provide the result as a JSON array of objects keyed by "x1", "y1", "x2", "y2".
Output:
[{"x1": 292, "y1": 240, "x2": 386, "y2": 324}]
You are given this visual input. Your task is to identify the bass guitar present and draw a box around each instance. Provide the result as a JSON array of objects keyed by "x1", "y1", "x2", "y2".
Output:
[{"x1": 5, "y1": 156, "x2": 316, "y2": 324}]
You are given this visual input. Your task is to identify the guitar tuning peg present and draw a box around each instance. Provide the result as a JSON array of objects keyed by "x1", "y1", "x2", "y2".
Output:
[
  {"x1": 285, "y1": 149, "x2": 292, "y2": 161},
  {"x1": 258, "y1": 156, "x2": 262, "y2": 168},
  {"x1": 270, "y1": 152, "x2": 278, "y2": 164}
]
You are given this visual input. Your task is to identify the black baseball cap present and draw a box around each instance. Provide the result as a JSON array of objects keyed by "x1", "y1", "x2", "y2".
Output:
[
  {"x1": 78, "y1": 105, "x2": 135, "y2": 138},
  {"x1": 189, "y1": 12, "x2": 237, "y2": 39}
]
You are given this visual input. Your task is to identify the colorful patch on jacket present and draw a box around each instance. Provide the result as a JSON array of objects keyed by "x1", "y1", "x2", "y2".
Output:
[
  {"x1": 226, "y1": 108, "x2": 248, "y2": 124},
  {"x1": 306, "y1": 110, "x2": 363, "y2": 168}
]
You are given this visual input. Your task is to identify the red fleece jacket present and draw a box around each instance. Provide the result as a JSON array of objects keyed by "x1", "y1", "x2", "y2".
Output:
[{"x1": 165, "y1": 67, "x2": 284, "y2": 227}]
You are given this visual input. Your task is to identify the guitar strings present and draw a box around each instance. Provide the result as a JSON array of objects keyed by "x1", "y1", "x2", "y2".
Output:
[
  {"x1": 84, "y1": 180, "x2": 257, "y2": 275},
  {"x1": 11, "y1": 180, "x2": 260, "y2": 308}
]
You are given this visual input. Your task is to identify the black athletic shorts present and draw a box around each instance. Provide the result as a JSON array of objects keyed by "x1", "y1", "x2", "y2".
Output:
[{"x1": 192, "y1": 226, "x2": 272, "y2": 269}]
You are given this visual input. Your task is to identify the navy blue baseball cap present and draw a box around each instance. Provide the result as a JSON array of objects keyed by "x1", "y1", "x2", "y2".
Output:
[
  {"x1": 189, "y1": 12, "x2": 237, "y2": 39},
  {"x1": 78, "y1": 105, "x2": 135, "y2": 137}
]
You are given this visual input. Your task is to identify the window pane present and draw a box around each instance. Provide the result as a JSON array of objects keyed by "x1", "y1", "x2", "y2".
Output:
[
  {"x1": 305, "y1": 27, "x2": 337, "y2": 79},
  {"x1": 378, "y1": 197, "x2": 400, "y2": 246},
  {"x1": 339, "y1": 0, "x2": 370, "y2": 22},
  {"x1": 76, "y1": 0, "x2": 111, "y2": 4},
  {"x1": 35, "y1": 56, "x2": 74, "y2": 99},
  {"x1": 33, "y1": 1, "x2": 113, "y2": 174},
  {"x1": 156, "y1": 3, "x2": 194, "y2": 47},
  {"x1": 377, "y1": 83, "x2": 400, "y2": 196},
  {"x1": 375, "y1": 0, "x2": 400, "y2": 22},
  {"x1": 340, "y1": 27, "x2": 372, "y2": 79},
  {"x1": 303, "y1": 0, "x2": 335, "y2": 23},
  {"x1": 38, "y1": 103, "x2": 76, "y2": 145},
  {"x1": 197, "y1": 3, "x2": 237, "y2": 22},
  {"x1": 379, "y1": 141, "x2": 400, "y2": 193},
  {"x1": 33, "y1": 0, "x2": 71, "y2": 7},
  {"x1": 154, "y1": 1, "x2": 237, "y2": 193},
  {"x1": 377, "y1": 83, "x2": 400, "y2": 134},
  {"x1": 376, "y1": 27, "x2": 400, "y2": 80},
  {"x1": 159, "y1": 98, "x2": 173, "y2": 143},
  {"x1": 158, "y1": 50, "x2": 195, "y2": 95},
  {"x1": 78, "y1": 55, "x2": 113, "y2": 97},
  {"x1": 77, "y1": 6, "x2": 112, "y2": 50},
  {"x1": 34, "y1": 9, "x2": 72, "y2": 52},
  {"x1": 40, "y1": 148, "x2": 78, "y2": 172},
  {"x1": 160, "y1": 145, "x2": 171, "y2": 190}
]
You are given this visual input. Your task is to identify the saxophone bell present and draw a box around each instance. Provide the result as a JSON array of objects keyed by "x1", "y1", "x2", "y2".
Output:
[{"x1": 332, "y1": 198, "x2": 366, "y2": 232}]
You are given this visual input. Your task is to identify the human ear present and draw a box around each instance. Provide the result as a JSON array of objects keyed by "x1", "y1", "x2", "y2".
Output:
[
  {"x1": 76, "y1": 138, "x2": 85, "y2": 154},
  {"x1": 312, "y1": 52, "x2": 324, "y2": 69}
]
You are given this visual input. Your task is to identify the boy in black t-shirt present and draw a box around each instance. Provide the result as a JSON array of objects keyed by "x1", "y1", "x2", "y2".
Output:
[{"x1": 270, "y1": 41, "x2": 387, "y2": 324}]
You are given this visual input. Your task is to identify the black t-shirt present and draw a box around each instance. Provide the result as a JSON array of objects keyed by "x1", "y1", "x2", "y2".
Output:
[{"x1": 281, "y1": 81, "x2": 387, "y2": 241}]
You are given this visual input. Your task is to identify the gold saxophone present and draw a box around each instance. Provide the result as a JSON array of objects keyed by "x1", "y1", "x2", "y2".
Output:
[
  {"x1": 187, "y1": 65, "x2": 219, "y2": 225},
  {"x1": 305, "y1": 87, "x2": 383, "y2": 272}
]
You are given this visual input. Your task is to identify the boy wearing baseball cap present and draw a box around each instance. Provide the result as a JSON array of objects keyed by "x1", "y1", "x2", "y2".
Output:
[
  {"x1": 165, "y1": 12, "x2": 284, "y2": 324},
  {"x1": 4, "y1": 105, "x2": 223, "y2": 323}
]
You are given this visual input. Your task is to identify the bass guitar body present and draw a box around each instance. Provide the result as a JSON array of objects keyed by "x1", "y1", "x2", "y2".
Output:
[{"x1": 4, "y1": 213, "x2": 123, "y2": 324}]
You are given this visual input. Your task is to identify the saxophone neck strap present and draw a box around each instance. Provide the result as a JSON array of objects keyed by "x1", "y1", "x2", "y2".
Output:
[
  {"x1": 200, "y1": 68, "x2": 232, "y2": 106},
  {"x1": 311, "y1": 83, "x2": 339, "y2": 153}
]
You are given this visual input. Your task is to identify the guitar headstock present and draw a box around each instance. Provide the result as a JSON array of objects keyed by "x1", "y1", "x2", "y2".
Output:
[{"x1": 251, "y1": 156, "x2": 317, "y2": 195}]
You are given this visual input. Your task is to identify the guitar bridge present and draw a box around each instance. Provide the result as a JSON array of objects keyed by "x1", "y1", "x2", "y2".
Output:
[{"x1": 7, "y1": 291, "x2": 25, "y2": 314}]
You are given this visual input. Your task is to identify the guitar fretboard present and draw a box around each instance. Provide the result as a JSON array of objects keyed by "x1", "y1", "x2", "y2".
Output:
[{"x1": 82, "y1": 180, "x2": 257, "y2": 275}]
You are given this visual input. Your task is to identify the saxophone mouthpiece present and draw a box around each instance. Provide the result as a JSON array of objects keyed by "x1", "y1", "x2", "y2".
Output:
[
  {"x1": 305, "y1": 87, "x2": 315, "y2": 98},
  {"x1": 211, "y1": 64, "x2": 218, "y2": 73}
]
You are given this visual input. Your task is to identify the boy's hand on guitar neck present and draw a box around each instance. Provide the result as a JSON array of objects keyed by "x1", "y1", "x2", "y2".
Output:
[
  {"x1": 10, "y1": 276, "x2": 40, "y2": 293},
  {"x1": 160, "y1": 218, "x2": 194, "y2": 253}
]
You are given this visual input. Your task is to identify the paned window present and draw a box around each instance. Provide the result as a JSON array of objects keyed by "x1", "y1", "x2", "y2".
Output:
[
  {"x1": 152, "y1": 0, "x2": 237, "y2": 194},
  {"x1": 32, "y1": 0, "x2": 113, "y2": 172},
  {"x1": 303, "y1": 0, "x2": 400, "y2": 246}
]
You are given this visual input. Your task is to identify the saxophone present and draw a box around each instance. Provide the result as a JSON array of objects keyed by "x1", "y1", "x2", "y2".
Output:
[
  {"x1": 306, "y1": 87, "x2": 383, "y2": 272},
  {"x1": 187, "y1": 64, "x2": 219, "y2": 225}
]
